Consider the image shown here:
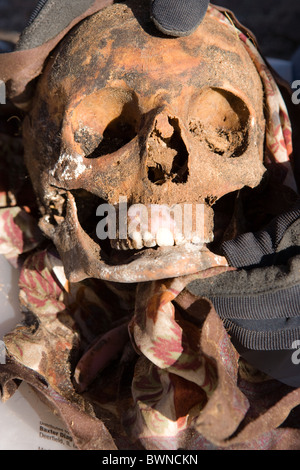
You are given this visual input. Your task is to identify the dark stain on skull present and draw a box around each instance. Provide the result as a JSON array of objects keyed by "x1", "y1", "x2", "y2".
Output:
[{"x1": 205, "y1": 45, "x2": 243, "y2": 67}]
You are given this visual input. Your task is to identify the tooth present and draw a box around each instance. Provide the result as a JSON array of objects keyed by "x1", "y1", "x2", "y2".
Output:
[
  {"x1": 142, "y1": 231, "x2": 156, "y2": 248},
  {"x1": 192, "y1": 235, "x2": 202, "y2": 245},
  {"x1": 127, "y1": 239, "x2": 134, "y2": 250},
  {"x1": 142, "y1": 230, "x2": 152, "y2": 242},
  {"x1": 174, "y1": 233, "x2": 185, "y2": 246},
  {"x1": 130, "y1": 231, "x2": 143, "y2": 249},
  {"x1": 110, "y1": 239, "x2": 121, "y2": 250},
  {"x1": 120, "y1": 240, "x2": 130, "y2": 250},
  {"x1": 156, "y1": 228, "x2": 174, "y2": 247}
]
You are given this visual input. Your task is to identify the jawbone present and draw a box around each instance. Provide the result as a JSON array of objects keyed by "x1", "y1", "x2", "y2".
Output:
[{"x1": 40, "y1": 192, "x2": 228, "y2": 283}]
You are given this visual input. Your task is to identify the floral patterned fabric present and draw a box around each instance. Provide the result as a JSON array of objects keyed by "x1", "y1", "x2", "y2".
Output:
[{"x1": 0, "y1": 4, "x2": 300, "y2": 450}]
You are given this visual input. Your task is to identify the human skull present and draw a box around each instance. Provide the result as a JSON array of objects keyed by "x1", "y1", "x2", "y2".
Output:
[{"x1": 23, "y1": 2, "x2": 266, "y2": 283}]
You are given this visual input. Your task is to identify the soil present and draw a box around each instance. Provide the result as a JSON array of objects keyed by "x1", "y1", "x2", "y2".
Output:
[{"x1": 0, "y1": 0, "x2": 300, "y2": 59}]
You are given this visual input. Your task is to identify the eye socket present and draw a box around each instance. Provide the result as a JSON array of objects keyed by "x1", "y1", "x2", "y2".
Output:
[
  {"x1": 188, "y1": 88, "x2": 250, "y2": 158},
  {"x1": 75, "y1": 115, "x2": 137, "y2": 159},
  {"x1": 71, "y1": 88, "x2": 141, "y2": 158}
]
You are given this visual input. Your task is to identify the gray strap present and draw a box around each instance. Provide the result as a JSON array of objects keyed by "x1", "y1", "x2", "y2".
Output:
[
  {"x1": 151, "y1": 0, "x2": 209, "y2": 37},
  {"x1": 210, "y1": 283, "x2": 300, "y2": 321},
  {"x1": 225, "y1": 320, "x2": 300, "y2": 351},
  {"x1": 15, "y1": 0, "x2": 95, "y2": 50},
  {"x1": 221, "y1": 199, "x2": 300, "y2": 268}
]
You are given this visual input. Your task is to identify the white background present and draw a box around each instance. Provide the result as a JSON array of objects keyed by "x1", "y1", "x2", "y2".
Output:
[{"x1": 0, "y1": 255, "x2": 74, "y2": 450}]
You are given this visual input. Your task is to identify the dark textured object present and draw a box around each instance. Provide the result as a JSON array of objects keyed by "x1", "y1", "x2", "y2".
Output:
[
  {"x1": 151, "y1": 0, "x2": 210, "y2": 36},
  {"x1": 15, "y1": 0, "x2": 95, "y2": 50},
  {"x1": 15, "y1": 0, "x2": 209, "y2": 50},
  {"x1": 221, "y1": 199, "x2": 300, "y2": 268},
  {"x1": 187, "y1": 200, "x2": 300, "y2": 386}
]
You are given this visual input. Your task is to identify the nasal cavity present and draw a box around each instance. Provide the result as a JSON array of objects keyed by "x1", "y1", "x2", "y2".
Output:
[{"x1": 147, "y1": 114, "x2": 189, "y2": 185}]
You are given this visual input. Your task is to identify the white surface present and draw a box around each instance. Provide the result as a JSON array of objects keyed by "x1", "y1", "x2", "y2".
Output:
[
  {"x1": 0, "y1": 254, "x2": 22, "y2": 336},
  {"x1": 0, "y1": 255, "x2": 75, "y2": 450},
  {"x1": 0, "y1": 382, "x2": 76, "y2": 450}
]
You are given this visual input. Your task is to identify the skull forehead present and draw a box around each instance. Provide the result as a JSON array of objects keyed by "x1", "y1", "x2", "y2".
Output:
[{"x1": 43, "y1": 3, "x2": 263, "y2": 113}]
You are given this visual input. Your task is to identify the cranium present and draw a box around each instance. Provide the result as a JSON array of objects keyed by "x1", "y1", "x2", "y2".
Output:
[{"x1": 23, "y1": 2, "x2": 266, "y2": 283}]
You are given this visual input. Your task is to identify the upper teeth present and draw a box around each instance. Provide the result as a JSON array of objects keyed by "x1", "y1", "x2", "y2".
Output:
[
  {"x1": 156, "y1": 228, "x2": 174, "y2": 247},
  {"x1": 110, "y1": 203, "x2": 206, "y2": 251},
  {"x1": 111, "y1": 229, "x2": 202, "y2": 250},
  {"x1": 131, "y1": 231, "x2": 143, "y2": 249},
  {"x1": 142, "y1": 230, "x2": 156, "y2": 247}
]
